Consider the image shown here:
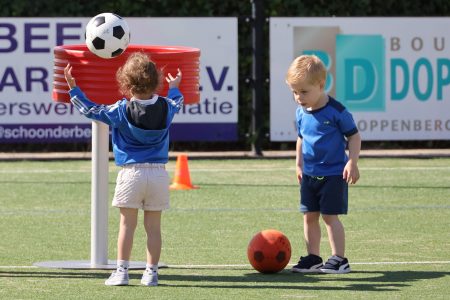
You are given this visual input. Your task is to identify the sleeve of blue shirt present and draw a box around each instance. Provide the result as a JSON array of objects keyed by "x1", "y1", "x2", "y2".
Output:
[
  {"x1": 295, "y1": 106, "x2": 303, "y2": 138},
  {"x1": 68, "y1": 87, "x2": 122, "y2": 127},
  {"x1": 338, "y1": 109, "x2": 358, "y2": 137},
  {"x1": 167, "y1": 87, "x2": 184, "y2": 111},
  {"x1": 166, "y1": 87, "x2": 184, "y2": 123}
]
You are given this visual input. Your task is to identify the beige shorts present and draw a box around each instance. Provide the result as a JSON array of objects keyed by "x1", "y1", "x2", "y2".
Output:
[{"x1": 112, "y1": 163, "x2": 170, "y2": 211}]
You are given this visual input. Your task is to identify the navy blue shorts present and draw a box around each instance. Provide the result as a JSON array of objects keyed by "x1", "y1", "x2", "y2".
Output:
[{"x1": 300, "y1": 174, "x2": 348, "y2": 215}]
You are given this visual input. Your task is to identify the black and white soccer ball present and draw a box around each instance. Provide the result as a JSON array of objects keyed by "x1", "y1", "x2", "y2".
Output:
[{"x1": 85, "y1": 13, "x2": 130, "y2": 59}]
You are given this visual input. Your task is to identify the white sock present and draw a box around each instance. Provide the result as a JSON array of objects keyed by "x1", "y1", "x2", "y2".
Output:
[
  {"x1": 117, "y1": 260, "x2": 129, "y2": 271},
  {"x1": 146, "y1": 264, "x2": 158, "y2": 273}
]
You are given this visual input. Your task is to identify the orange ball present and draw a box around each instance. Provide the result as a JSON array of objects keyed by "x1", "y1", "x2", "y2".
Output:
[{"x1": 247, "y1": 229, "x2": 292, "y2": 273}]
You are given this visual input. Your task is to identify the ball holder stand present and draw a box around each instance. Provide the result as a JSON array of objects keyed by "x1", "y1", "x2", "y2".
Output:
[{"x1": 34, "y1": 44, "x2": 200, "y2": 269}]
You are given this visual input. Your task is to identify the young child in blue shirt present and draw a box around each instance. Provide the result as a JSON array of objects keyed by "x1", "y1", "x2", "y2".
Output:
[
  {"x1": 285, "y1": 55, "x2": 361, "y2": 274},
  {"x1": 64, "y1": 52, "x2": 183, "y2": 286}
]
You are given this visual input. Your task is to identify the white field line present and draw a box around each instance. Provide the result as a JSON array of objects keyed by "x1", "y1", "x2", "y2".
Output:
[
  {"x1": 180, "y1": 166, "x2": 450, "y2": 172},
  {"x1": 167, "y1": 261, "x2": 450, "y2": 268},
  {"x1": 0, "y1": 266, "x2": 38, "y2": 269},
  {"x1": 351, "y1": 261, "x2": 450, "y2": 265},
  {"x1": 2, "y1": 261, "x2": 450, "y2": 269},
  {"x1": 0, "y1": 169, "x2": 91, "y2": 174},
  {"x1": 1, "y1": 166, "x2": 450, "y2": 174}
]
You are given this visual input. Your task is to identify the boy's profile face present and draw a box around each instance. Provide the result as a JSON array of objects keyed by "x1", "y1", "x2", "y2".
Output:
[{"x1": 288, "y1": 79, "x2": 326, "y2": 111}]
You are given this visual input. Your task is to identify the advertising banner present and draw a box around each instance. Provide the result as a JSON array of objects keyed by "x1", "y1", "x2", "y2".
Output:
[
  {"x1": 270, "y1": 18, "x2": 450, "y2": 141},
  {"x1": 0, "y1": 17, "x2": 238, "y2": 142}
]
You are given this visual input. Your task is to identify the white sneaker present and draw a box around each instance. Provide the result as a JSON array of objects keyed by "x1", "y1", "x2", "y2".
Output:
[
  {"x1": 105, "y1": 268, "x2": 129, "y2": 286},
  {"x1": 141, "y1": 269, "x2": 158, "y2": 286}
]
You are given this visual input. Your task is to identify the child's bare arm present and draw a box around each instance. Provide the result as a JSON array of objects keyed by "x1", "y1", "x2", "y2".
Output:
[{"x1": 343, "y1": 132, "x2": 361, "y2": 184}]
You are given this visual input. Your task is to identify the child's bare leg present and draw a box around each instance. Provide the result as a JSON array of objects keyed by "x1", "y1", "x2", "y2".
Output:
[
  {"x1": 303, "y1": 211, "x2": 321, "y2": 255},
  {"x1": 322, "y1": 214, "x2": 345, "y2": 257},
  {"x1": 117, "y1": 208, "x2": 138, "y2": 261},
  {"x1": 143, "y1": 210, "x2": 162, "y2": 265}
]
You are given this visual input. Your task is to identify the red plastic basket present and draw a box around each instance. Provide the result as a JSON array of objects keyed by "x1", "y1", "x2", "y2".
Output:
[{"x1": 53, "y1": 44, "x2": 200, "y2": 105}]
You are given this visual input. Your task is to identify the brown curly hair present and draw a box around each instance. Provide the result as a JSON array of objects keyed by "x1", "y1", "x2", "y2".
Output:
[{"x1": 116, "y1": 52, "x2": 161, "y2": 98}]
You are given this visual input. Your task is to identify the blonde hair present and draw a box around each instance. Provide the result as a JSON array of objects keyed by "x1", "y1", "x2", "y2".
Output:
[
  {"x1": 285, "y1": 55, "x2": 326, "y2": 86},
  {"x1": 116, "y1": 52, "x2": 161, "y2": 97}
]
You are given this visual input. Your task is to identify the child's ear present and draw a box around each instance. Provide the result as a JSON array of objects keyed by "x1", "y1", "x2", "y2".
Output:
[{"x1": 319, "y1": 80, "x2": 326, "y2": 91}]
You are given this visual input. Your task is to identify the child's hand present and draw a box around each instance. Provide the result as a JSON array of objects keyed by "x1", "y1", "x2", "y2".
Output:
[
  {"x1": 296, "y1": 165, "x2": 303, "y2": 184},
  {"x1": 343, "y1": 160, "x2": 360, "y2": 184},
  {"x1": 64, "y1": 63, "x2": 76, "y2": 89},
  {"x1": 166, "y1": 68, "x2": 182, "y2": 89}
]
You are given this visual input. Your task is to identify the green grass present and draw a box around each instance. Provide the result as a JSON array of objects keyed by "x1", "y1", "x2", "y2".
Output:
[{"x1": 0, "y1": 158, "x2": 449, "y2": 299}]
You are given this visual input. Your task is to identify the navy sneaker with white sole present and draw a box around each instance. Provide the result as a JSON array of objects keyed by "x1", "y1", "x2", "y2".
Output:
[
  {"x1": 291, "y1": 254, "x2": 323, "y2": 273},
  {"x1": 320, "y1": 256, "x2": 351, "y2": 274}
]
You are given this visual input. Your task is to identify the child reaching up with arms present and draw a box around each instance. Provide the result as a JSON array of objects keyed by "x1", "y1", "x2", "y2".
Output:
[
  {"x1": 64, "y1": 52, "x2": 183, "y2": 286},
  {"x1": 285, "y1": 55, "x2": 361, "y2": 274}
]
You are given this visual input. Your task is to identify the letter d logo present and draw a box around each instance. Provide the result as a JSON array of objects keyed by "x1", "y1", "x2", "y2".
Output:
[{"x1": 336, "y1": 35, "x2": 385, "y2": 111}]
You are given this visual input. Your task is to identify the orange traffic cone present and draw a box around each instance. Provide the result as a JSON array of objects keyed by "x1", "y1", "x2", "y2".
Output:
[{"x1": 170, "y1": 154, "x2": 199, "y2": 190}]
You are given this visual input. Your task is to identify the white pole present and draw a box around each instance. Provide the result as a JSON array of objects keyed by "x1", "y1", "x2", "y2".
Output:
[{"x1": 90, "y1": 120, "x2": 110, "y2": 267}]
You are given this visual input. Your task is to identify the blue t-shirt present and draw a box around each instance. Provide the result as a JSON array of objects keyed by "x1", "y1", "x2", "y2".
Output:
[{"x1": 296, "y1": 96, "x2": 358, "y2": 176}]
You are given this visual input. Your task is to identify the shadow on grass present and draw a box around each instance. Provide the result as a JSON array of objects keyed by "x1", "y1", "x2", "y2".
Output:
[
  {"x1": 158, "y1": 270, "x2": 450, "y2": 291},
  {"x1": 1, "y1": 269, "x2": 448, "y2": 292}
]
